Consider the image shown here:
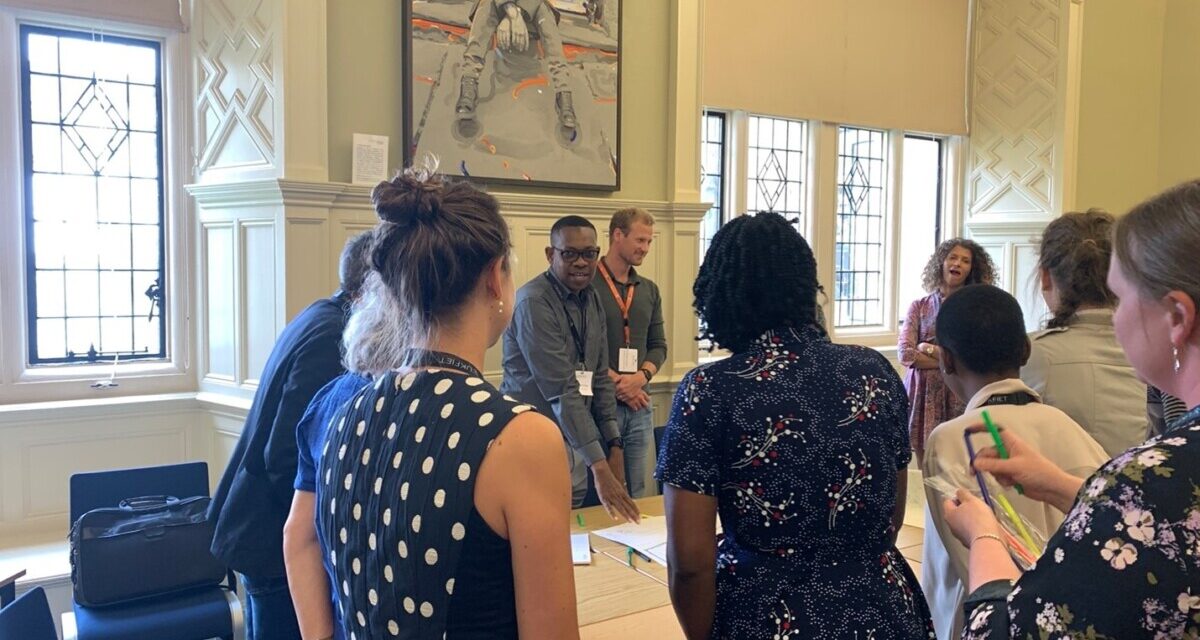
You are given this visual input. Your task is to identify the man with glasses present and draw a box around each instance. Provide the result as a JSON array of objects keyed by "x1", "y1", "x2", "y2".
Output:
[{"x1": 501, "y1": 215, "x2": 640, "y2": 522}]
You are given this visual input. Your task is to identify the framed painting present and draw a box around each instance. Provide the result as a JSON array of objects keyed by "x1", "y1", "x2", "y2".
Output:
[{"x1": 403, "y1": 0, "x2": 621, "y2": 190}]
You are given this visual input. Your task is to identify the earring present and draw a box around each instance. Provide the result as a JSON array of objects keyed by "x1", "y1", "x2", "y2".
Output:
[
  {"x1": 498, "y1": 299, "x2": 504, "y2": 315},
  {"x1": 1174, "y1": 346, "x2": 1181, "y2": 374}
]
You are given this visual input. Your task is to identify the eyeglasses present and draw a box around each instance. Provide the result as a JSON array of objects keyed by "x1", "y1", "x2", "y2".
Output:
[{"x1": 552, "y1": 247, "x2": 600, "y2": 262}]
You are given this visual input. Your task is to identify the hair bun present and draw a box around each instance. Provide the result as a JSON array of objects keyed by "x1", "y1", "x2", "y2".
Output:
[{"x1": 372, "y1": 173, "x2": 444, "y2": 226}]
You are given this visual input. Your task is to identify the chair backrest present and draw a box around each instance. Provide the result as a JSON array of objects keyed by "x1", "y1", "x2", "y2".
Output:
[
  {"x1": 69, "y1": 461, "x2": 210, "y2": 524},
  {"x1": 0, "y1": 586, "x2": 58, "y2": 640}
]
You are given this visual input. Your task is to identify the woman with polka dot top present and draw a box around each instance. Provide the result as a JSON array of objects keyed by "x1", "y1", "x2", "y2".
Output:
[{"x1": 311, "y1": 168, "x2": 578, "y2": 639}]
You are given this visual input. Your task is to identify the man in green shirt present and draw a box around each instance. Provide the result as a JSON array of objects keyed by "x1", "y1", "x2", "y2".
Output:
[{"x1": 594, "y1": 208, "x2": 668, "y2": 497}]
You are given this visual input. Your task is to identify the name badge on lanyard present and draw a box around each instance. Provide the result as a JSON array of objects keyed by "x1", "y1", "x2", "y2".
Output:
[
  {"x1": 598, "y1": 261, "x2": 639, "y2": 373},
  {"x1": 550, "y1": 273, "x2": 594, "y2": 396},
  {"x1": 575, "y1": 369, "x2": 594, "y2": 397}
]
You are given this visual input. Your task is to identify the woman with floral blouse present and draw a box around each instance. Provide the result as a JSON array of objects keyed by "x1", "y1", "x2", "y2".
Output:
[
  {"x1": 942, "y1": 180, "x2": 1200, "y2": 638},
  {"x1": 657, "y1": 212, "x2": 935, "y2": 639}
]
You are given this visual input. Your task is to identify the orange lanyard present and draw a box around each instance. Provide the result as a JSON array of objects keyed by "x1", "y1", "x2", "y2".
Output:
[{"x1": 598, "y1": 260, "x2": 636, "y2": 347}]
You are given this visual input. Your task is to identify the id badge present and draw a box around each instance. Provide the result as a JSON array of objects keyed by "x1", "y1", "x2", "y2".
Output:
[
  {"x1": 618, "y1": 348, "x2": 639, "y2": 373},
  {"x1": 575, "y1": 370, "x2": 594, "y2": 397}
]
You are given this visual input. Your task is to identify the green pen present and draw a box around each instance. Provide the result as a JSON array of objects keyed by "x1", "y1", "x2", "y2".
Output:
[
  {"x1": 981, "y1": 410, "x2": 1024, "y2": 495},
  {"x1": 576, "y1": 514, "x2": 585, "y2": 527}
]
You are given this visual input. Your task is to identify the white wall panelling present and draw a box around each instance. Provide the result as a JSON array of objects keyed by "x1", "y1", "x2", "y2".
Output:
[
  {"x1": 964, "y1": 0, "x2": 1083, "y2": 330},
  {"x1": 0, "y1": 394, "x2": 207, "y2": 539},
  {"x1": 192, "y1": 0, "x2": 328, "y2": 183},
  {"x1": 966, "y1": 0, "x2": 1073, "y2": 223},
  {"x1": 193, "y1": 0, "x2": 279, "y2": 180},
  {"x1": 241, "y1": 221, "x2": 278, "y2": 385},
  {"x1": 202, "y1": 223, "x2": 237, "y2": 383}
]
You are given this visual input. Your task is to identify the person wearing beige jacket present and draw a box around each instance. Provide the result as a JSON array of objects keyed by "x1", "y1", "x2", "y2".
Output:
[{"x1": 1019, "y1": 210, "x2": 1146, "y2": 457}]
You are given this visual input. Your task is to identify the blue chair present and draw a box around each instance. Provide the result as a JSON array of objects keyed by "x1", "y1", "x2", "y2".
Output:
[
  {"x1": 68, "y1": 462, "x2": 242, "y2": 640},
  {"x1": 0, "y1": 586, "x2": 58, "y2": 640}
]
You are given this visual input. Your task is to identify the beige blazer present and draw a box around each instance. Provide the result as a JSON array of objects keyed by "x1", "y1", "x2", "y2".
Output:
[
  {"x1": 920, "y1": 379, "x2": 1108, "y2": 640},
  {"x1": 1021, "y1": 308, "x2": 1147, "y2": 457}
]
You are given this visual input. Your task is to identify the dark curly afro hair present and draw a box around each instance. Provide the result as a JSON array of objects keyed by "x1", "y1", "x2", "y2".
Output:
[{"x1": 694, "y1": 212, "x2": 819, "y2": 353}]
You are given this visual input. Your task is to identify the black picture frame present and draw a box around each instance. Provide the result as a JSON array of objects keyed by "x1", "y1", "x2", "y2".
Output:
[{"x1": 402, "y1": 0, "x2": 622, "y2": 191}]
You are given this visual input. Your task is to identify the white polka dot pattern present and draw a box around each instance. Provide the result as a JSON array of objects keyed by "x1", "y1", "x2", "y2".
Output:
[{"x1": 315, "y1": 369, "x2": 539, "y2": 638}]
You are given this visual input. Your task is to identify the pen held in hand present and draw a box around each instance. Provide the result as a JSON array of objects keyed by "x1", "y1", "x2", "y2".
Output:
[{"x1": 981, "y1": 410, "x2": 1024, "y2": 495}]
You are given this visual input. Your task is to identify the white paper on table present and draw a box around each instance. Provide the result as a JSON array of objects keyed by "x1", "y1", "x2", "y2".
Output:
[
  {"x1": 571, "y1": 533, "x2": 592, "y2": 565},
  {"x1": 351, "y1": 133, "x2": 389, "y2": 185},
  {"x1": 592, "y1": 515, "x2": 721, "y2": 568}
]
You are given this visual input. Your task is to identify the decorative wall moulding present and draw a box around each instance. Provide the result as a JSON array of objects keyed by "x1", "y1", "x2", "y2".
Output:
[{"x1": 187, "y1": 179, "x2": 710, "y2": 222}]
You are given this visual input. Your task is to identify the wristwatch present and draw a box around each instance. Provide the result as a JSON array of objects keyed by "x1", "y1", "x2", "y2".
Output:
[
  {"x1": 607, "y1": 437, "x2": 624, "y2": 450},
  {"x1": 639, "y1": 367, "x2": 653, "y2": 382}
]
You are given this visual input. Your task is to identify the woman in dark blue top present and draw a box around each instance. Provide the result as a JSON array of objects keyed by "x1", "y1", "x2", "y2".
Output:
[
  {"x1": 657, "y1": 212, "x2": 935, "y2": 639},
  {"x1": 285, "y1": 372, "x2": 370, "y2": 639},
  {"x1": 294, "y1": 169, "x2": 579, "y2": 639}
]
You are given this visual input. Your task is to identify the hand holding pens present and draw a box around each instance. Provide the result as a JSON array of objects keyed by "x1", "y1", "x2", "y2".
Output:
[{"x1": 981, "y1": 410, "x2": 1024, "y2": 495}]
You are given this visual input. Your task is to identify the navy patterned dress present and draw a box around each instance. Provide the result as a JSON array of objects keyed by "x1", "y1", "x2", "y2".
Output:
[{"x1": 656, "y1": 326, "x2": 936, "y2": 639}]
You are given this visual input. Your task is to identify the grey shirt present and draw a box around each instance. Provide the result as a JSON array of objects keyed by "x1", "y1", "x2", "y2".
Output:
[
  {"x1": 593, "y1": 260, "x2": 667, "y2": 373},
  {"x1": 501, "y1": 270, "x2": 620, "y2": 464}
]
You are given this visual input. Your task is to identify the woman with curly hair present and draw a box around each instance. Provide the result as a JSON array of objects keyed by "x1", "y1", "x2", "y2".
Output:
[
  {"x1": 899, "y1": 238, "x2": 995, "y2": 458},
  {"x1": 656, "y1": 212, "x2": 935, "y2": 639}
]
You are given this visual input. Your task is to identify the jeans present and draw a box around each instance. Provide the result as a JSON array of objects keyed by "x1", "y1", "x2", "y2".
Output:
[
  {"x1": 565, "y1": 401, "x2": 654, "y2": 508},
  {"x1": 239, "y1": 574, "x2": 301, "y2": 640},
  {"x1": 615, "y1": 401, "x2": 653, "y2": 498}
]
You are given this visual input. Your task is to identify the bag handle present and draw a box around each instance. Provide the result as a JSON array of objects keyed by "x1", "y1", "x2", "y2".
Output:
[{"x1": 118, "y1": 495, "x2": 180, "y2": 512}]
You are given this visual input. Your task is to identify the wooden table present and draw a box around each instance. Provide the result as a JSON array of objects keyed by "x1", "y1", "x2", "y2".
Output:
[
  {"x1": 0, "y1": 568, "x2": 25, "y2": 608},
  {"x1": 571, "y1": 497, "x2": 683, "y2": 639}
]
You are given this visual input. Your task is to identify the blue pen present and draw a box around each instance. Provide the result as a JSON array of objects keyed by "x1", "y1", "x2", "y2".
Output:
[{"x1": 962, "y1": 430, "x2": 995, "y2": 508}]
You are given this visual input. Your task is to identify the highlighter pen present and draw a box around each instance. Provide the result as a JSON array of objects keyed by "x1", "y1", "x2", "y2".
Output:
[
  {"x1": 994, "y1": 493, "x2": 1042, "y2": 557},
  {"x1": 981, "y1": 410, "x2": 1024, "y2": 495}
]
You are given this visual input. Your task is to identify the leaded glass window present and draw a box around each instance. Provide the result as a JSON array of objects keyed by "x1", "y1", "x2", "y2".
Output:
[
  {"x1": 834, "y1": 126, "x2": 887, "y2": 328},
  {"x1": 746, "y1": 115, "x2": 806, "y2": 230},
  {"x1": 20, "y1": 26, "x2": 167, "y2": 364},
  {"x1": 699, "y1": 111, "x2": 726, "y2": 259}
]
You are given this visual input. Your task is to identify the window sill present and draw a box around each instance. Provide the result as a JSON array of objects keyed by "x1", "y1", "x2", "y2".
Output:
[
  {"x1": 0, "y1": 391, "x2": 197, "y2": 428},
  {"x1": 0, "y1": 362, "x2": 193, "y2": 405}
]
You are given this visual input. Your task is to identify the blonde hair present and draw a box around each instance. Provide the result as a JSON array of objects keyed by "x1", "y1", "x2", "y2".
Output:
[{"x1": 608, "y1": 207, "x2": 655, "y2": 237}]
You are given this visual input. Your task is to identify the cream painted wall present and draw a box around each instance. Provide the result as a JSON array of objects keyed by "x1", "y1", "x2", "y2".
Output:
[
  {"x1": 1073, "y1": 0, "x2": 1166, "y2": 215},
  {"x1": 325, "y1": 0, "x2": 671, "y2": 202},
  {"x1": 702, "y1": 0, "x2": 969, "y2": 135},
  {"x1": 1157, "y1": 0, "x2": 1200, "y2": 192}
]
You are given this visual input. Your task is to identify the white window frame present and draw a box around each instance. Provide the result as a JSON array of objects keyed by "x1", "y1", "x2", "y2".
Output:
[
  {"x1": 702, "y1": 108, "x2": 965, "y2": 350},
  {"x1": 0, "y1": 5, "x2": 193, "y2": 403}
]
